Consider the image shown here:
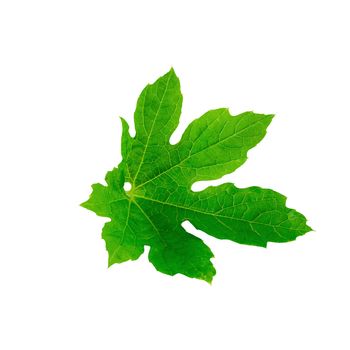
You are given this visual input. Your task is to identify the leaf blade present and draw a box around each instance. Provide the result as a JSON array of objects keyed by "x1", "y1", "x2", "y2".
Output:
[{"x1": 82, "y1": 69, "x2": 312, "y2": 282}]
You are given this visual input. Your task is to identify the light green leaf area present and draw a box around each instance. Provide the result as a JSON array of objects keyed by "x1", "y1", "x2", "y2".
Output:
[{"x1": 82, "y1": 69, "x2": 312, "y2": 283}]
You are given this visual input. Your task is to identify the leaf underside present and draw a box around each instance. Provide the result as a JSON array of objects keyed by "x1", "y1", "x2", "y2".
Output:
[{"x1": 82, "y1": 69, "x2": 312, "y2": 283}]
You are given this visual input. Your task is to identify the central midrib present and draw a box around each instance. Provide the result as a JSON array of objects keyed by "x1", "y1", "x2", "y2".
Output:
[
  {"x1": 133, "y1": 194, "x2": 299, "y2": 232},
  {"x1": 134, "y1": 116, "x2": 269, "y2": 191},
  {"x1": 132, "y1": 73, "x2": 172, "y2": 185}
]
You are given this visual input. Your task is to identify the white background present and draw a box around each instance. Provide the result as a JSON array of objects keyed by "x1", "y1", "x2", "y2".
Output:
[{"x1": 1, "y1": 1, "x2": 349, "y2": 349}]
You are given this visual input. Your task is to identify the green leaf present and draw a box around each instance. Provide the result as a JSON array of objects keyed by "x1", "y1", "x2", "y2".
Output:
[{"x1": 81, "y1": 68, "x2": 312, "y2": 283}]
